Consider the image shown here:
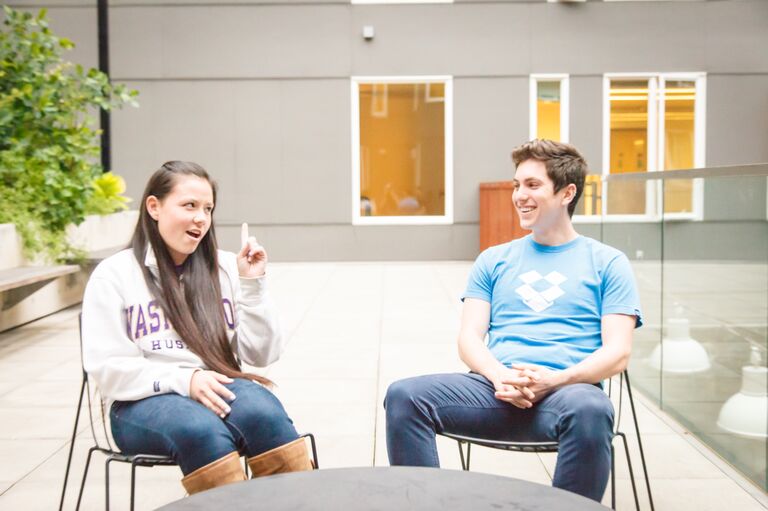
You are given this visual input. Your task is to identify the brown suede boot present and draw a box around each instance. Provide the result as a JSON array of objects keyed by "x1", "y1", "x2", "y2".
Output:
[
  {"x1": 247, "y1": 438, "x2": 313, "y2": 478},
  {"x1": 181, "y1": 451, "x2": 246, "y2": 495}
]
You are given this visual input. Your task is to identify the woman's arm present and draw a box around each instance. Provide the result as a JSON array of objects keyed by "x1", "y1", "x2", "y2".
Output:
[
  {"x1": 82, "y1": 275, "x2": 198, "y2": 402},
  {"x1": 234, "y1": 274, "x2": 285, "y2": 366}
]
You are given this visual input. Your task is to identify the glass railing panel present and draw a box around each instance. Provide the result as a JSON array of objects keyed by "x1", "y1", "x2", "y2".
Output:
[
  {"x1": 659, "y1": 172, "x2": 767, "y2": 492},
  {"x1": 598, "y1": 206, "x2": 664, "y2": 406}
]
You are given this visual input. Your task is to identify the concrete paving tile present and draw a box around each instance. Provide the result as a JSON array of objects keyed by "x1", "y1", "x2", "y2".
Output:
[
  {"x1": 0, "y1": 439, "x2": 65, "y2": 482},
  {"x1": 284, "y1": 402, "x2": 377, "y2": 440},
  {"x1": 0, "y1": 380, "x2": 22, "y2": 397},
  {"x1": 271, "y1": 377, "x2": 377, "y2": 406},
  {"x1": 0, "y1": 359, "x2": 63, "y2": 381},
  {"x1": 598, "y1": 433, "x2": 724, "y2": 480},
  {"x1": 280, "y1": 338, "x2": 380, "y2": 359},
  {"x1": 3, "y1": 470, "x2": 184, "y2": 511},
  {"x1": 267, "y1": 353, "x2": 379, "y2": 380},
  {"x1": 0, "y1": 406, "x2": 80, "y2": 440},
  {"x1": 312, "y1": 434, "x2": 375, "y2": 469},
  {"x1": 0, "y1": 378, "x2": 83, "y2": 408},
  {"x1": 36, "y1": 359, "x2": 84, "y2": 382},
  {"x1": 636, "y1": 478, "x2": 767, "y2": 511},
  {"x1": 380, "y1": 321, "x2": 460, "y2": 344}
]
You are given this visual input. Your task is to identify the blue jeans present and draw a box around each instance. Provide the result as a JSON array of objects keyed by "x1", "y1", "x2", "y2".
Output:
[
  {"x1": 384, "y1": 373, "x2": 614, "y2": 502},
  {"x1": 110, "y1": 378, "x2": 299, "y2": 475}
]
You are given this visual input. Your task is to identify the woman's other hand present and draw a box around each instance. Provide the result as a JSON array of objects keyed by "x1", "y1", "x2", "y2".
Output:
[
  {"x1": 190, "y1": 370, "x2": 237, "y2": 418},
  {"x1": 238, "y1": 222, "x2": 267, "y2": 278}
]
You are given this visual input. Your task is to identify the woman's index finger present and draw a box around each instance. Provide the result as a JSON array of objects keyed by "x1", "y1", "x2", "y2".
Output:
[{"x1": 241, "y1": 222, "x2": 249, "y2": 247}]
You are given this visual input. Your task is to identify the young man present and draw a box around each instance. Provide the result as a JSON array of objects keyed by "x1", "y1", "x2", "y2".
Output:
[{"x1": 384, "y1": 139, "x2": 642, "y2": 502}]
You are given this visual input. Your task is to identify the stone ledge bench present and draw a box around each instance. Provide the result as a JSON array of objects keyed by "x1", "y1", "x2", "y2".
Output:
[{"x1": 0, "y1": 264, "x2": 81, "y2": 294}]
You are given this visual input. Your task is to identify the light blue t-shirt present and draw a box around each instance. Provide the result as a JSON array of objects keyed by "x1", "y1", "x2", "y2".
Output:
[{"x1": 462, "y1": 235, "x2": 642, "y2": 371}]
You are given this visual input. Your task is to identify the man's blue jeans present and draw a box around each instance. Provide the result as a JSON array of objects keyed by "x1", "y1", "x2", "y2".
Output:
[
  {"x1": 384, "y1": 372, "x2": 614, "y2": 502},
  {"x1": 110, "y1": 378, "x2": 299, "y2": 475}
]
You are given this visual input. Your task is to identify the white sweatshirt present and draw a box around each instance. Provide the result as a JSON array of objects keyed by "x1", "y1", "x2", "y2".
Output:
[{"x1": 81, "y1": 247, "x2": 283, "y2": 407}]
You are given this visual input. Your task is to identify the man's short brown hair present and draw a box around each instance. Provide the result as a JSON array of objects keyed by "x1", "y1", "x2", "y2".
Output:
[{"x1": 511, "y1": 139, "x2": 588, "y2": 218}]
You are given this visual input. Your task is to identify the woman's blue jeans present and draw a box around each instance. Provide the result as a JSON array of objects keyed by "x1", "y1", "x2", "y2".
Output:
[
  {"x1": 110, "y1": 378, "x2": 299, "y2": 475},
  {"x1": 384, "y1": 372, "x2": 614, "y2": 502}
]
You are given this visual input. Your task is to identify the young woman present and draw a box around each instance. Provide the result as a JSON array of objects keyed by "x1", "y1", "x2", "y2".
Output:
[{"x1": 82, "y1": 161, "x2": 312, "y2": 495}]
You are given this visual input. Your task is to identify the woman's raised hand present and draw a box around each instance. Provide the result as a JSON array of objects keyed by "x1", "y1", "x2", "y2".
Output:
[
  {"x1": 189, "y1": 370, "x2": 237, "y2": 418},
  {"x1": 237, "y1": 222, "x2": 267, "y2": 278}
]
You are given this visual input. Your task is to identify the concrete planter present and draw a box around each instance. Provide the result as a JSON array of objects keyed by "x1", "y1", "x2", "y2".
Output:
[
  {"x1": 67, "y1": 210, "x2": 139, "y2": 254},
  {"x1": 0, "y1": 223, "x2": 24, "y2": 271},
  {"x1": 0, "y1": 210, "x2": 139, "y2": 332},
  {"x1": 0, "y1": 210, "x2": 139, "y2": 269}
]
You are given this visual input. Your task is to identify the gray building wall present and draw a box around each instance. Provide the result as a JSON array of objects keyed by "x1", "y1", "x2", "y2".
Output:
[{"x1": 8, "y1": 0, "x2": 768, "y2": 260}]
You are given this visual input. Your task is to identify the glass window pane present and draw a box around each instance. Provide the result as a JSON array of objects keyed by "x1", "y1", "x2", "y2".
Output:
[
  {"x1": 537, "y1": 81, "x2": 561, "y2": 141},
  {"x1": 575, "y1": 174, "x2": 603, "y2": 216},
  {"x1": 608, "y1": 80, "x2": 649, "y2": 215},
  {"x1": 359, "y1": 82, "x2": 445, "y2": 217},
  {"x1": 663, "y1": 80, "x2": 696, "y2": 213}
]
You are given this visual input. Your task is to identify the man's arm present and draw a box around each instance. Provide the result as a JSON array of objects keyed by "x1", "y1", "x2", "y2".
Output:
[
  {"x1": 560, "y1": 313, "x2": 634, "y2": 384},
  {"x1": 458, "y1": 298, "x2": 536, "y2": 408},
  {"x1": 508, "y1": 313, "x2": 636, "y2": 401}
]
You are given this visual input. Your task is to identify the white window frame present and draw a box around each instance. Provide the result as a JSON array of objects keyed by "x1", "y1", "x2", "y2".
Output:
[
  {"x1": 351, "y1": 75, "x2": 454, "y2": 226},
  {"x1": 529, "y1": 74, "x2": 569, "y2": 143},
  {"x1": 588, "y1": 72, "x2": 706, "y2": 223}
]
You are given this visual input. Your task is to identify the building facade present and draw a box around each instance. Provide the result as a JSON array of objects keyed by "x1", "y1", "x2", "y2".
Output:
[{"x1": 7, "y1": 0, "x2": 768, "y2": 261}]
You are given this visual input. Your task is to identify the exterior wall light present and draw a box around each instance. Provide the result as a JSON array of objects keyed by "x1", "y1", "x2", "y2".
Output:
[
  {"x1": 648, "y1": 305, "x2": 711, "y2": 374},
  {"x1": 717, "y1": 346, "x2": 768, "y2": 439}
]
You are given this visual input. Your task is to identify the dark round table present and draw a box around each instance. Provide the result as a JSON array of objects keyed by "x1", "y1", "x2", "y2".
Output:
[{"x1": 157, "y1": 466, "x2": 609, "y2": 510}]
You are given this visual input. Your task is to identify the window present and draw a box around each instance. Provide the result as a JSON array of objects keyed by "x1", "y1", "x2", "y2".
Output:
[
  {"x1": 589, "y1": 73, "x2": 705, "y2": 220},
  {"x1": 529, "y1": 75, "x2": 569, "y2": 143},
  {"x1": 352, "y1": 76, "x2": 453, "y2": 225}
]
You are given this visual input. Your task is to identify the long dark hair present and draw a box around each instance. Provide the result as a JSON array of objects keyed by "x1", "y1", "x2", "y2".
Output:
[{"x1": 131, "y1": 161, "x2": 271, "y2": 386}]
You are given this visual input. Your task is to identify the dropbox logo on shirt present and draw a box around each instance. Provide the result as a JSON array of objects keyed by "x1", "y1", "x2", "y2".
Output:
[{"x1": 515, "y1": 270, "x2": 568, "y2": 312}]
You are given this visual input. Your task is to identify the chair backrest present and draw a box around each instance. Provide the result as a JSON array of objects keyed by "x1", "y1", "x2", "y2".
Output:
[
  {"x1": 78, "y1": 312, "x2": 117, "y2": 452},
  {"x1": 605, "y1": 371, "x2": 629, "y2": 435}
]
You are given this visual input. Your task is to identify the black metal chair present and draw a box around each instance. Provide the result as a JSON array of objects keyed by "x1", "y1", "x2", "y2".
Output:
[
  {"x1": 59, "y1": 314, "x2": 319, "y2": 510},
  {"x1": 438, "y1": 370, "x2": 654, "y2": 511}
]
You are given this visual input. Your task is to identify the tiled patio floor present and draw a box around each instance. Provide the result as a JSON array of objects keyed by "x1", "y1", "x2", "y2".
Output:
[{"x1": 0, "y1": 262, "x2": 766, "y2": 510}]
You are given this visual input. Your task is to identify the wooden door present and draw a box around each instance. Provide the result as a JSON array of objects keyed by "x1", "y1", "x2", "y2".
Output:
[{"x1": 479, "y1": 181, "x2": 528, "y2": 251}]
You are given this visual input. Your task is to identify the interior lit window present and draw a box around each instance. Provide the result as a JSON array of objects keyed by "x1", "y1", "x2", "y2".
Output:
[
  {"x1": 575, "y1": 174, "x2": 603, "y2": 216},
  {"x1": 607, "y1": 80, "x2": 649, "y2": 215},
  {"x1": 600, "y1": 74, "x2": 705, "y2": 219},
  {"x1": 662, "y1": 80, "x2": 696, "y2": 213},
  {"x1": 529, "y1": 75, "x2": 569, "y2": 143},
  {"x1": 352, "y1": 77, "x2": 453, "y2": 225}
]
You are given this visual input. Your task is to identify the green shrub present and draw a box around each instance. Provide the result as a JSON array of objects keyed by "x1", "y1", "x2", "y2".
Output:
[
  {"x1": 84, "y1": 171, "x2": 131, "y2": 216},
  {"x1": 0, "y1": 7, "x2": 137, "y2": 263}
]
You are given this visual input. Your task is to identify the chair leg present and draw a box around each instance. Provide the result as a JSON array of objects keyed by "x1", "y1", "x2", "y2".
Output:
[
  {"x1": 300, "y1": 433, "x2": 319, "y2": 469},
  {"x1": 624, "y1": 372, "x2": 655, "y2": 511},
  {"x1": 610, "y1": 443, "x2": 616, "y2": 510},
  {"x1": 75, "y1": 446, "x2": 98, "y2": 511},
  {"x1": 130, "y1": 460, "x2": 138, "y2": 511},
  {"x1": 59, "y1": 374, "x2": 87, "y2": 511},
  {"x1": 617, "y1": 432, "x2": 640, "y2": 511},
  {"x1": 105, "y1": 455, "x2": 117, "y2": 511},
  {"x1": 465, "y1": 443, "x2": 472, "y2": 470},
  {"x1": 455, "y1": 441, "x2": 467, "y2": 471}
]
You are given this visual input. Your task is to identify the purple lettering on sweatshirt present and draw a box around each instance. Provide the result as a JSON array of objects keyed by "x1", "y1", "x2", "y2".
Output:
[
  {"x1": 147, "y1": 300, "x2": 161, "y2": 333},
  {"x1": 222, "y1": 298, "x2": 236, "y2": 330},
  {"x1": 134, "y1": 305, "x2": 148, "y2": 339}
]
